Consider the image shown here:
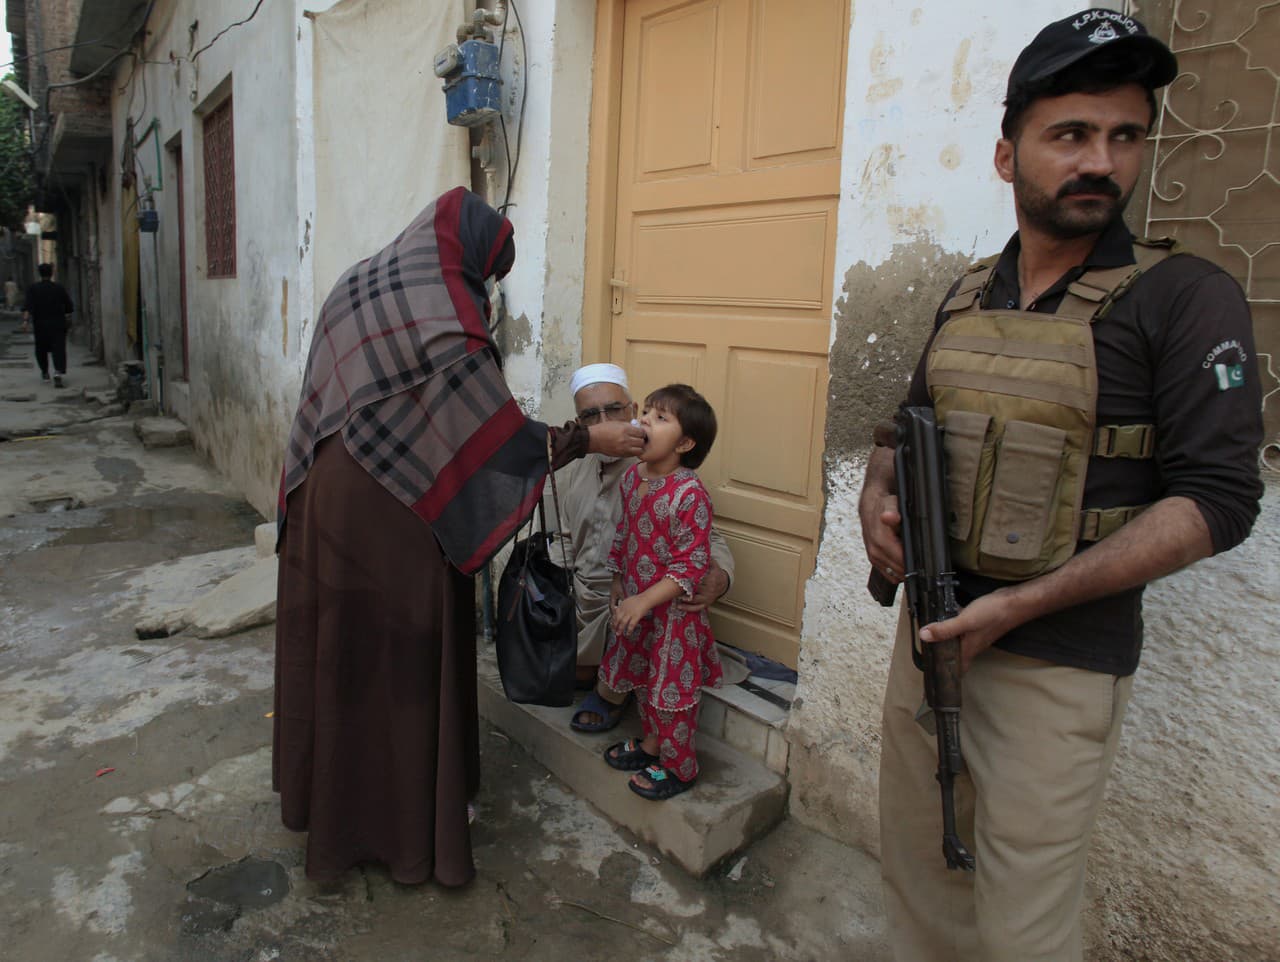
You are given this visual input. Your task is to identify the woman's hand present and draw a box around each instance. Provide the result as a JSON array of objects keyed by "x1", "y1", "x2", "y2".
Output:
[{"x1": 588, "y1": 420, "x2": 645, "y2": 458}]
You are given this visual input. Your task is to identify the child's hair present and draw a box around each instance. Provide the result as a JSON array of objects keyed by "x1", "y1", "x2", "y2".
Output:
[{"x1": 644, "y1": 383, "x2": 717, "y2": 469}]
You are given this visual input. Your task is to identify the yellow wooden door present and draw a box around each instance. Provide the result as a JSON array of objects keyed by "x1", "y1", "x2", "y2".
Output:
[{"x1": 608, "y1": 0, "x2": 848, "y2": 667}]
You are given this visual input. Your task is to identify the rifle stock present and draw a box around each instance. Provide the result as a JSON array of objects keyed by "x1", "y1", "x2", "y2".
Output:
[{"x1": 869, "y1": 407, "x2": 975, "y2": 872}]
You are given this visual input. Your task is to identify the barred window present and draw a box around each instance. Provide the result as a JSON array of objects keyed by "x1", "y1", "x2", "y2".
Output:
[{"x1": 202, "y1": 97, "x2": 236, "y2": 278}]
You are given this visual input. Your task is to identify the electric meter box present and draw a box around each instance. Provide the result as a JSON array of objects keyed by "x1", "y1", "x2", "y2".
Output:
[{"x1": 439, "y1": 39, "x2": 502, "y2": 127}]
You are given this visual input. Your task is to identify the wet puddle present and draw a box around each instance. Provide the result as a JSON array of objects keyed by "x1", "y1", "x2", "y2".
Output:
[
  {"x1": 181, "y1": 857, "x2": 291, "y2": 936},
  {"x1": 187, "y1": 857, "x2": 290, "y2": 910},
  {"x1": 45, "y1": 501, "x2": 261, "y2": 547}
]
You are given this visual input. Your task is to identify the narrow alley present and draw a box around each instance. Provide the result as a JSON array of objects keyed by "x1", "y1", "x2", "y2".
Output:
[{"x1": 0, "y1": 309, "x2": 890, "y2": 961}]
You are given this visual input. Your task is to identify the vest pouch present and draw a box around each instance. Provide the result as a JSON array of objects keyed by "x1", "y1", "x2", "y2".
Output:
[
  {"x1": 940, "y1": 410, "x2": 993, "y2": 541},
  {"x1": 979, "y1": 420, "x2": 1068, "y2": 567}
]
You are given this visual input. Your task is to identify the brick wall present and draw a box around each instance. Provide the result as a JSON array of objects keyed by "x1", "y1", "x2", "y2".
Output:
[{"x1": 28, "y1": 0, "x2": 114, "y2": 118}]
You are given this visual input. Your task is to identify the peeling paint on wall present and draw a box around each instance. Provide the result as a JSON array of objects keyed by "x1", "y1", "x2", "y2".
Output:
[
  {"x1": 498, "y1": 310, "x2": 535, "y2": 360},
  {"x1": 824, "y1": 242, "x2": 972, "y2": 460}
]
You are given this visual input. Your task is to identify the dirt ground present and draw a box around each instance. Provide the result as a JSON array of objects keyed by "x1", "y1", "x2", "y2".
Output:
[{"x1": 0, "y1": 314, "x2": 889, "y2": 962}]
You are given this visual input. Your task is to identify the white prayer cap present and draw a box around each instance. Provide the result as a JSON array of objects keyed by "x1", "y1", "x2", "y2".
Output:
[{"x1": 570, "y1": 362, "x2": 629, "y2": 397}]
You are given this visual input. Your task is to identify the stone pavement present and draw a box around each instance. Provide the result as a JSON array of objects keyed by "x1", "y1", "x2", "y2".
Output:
[{"x1": 0, "y1": 312, "x2": 890, "y2": 962}]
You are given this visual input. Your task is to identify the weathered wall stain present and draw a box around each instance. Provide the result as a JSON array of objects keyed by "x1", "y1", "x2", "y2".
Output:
[
  {"x1": 189, "y1": 298, "x2": 293, "y2": 519},
  {"x1": 280, "y1": 278, "x2": 288, "y2": 356},
  {"x1": 539, "y1": 313, "x2": 580, "y2": 421},
  {"x1": 866, "y1": 32, "x2": 903, "y2": 103},
  {"x1": 497, "y1": 310, "x2": 534, "y2": 359},
  {"x1": 860, "y1": 143, "x2": 903, "y2": 194},
  {"x1": 867, "y1": 78, "x2": 904, "y2": 102},
  {"x1": 887, "y1": 203, "x2": 945, "y2": 237},
  {"x1": 951, "y1": 37, "x2": 973, "y2": 108},
  {"x1": 824, "y1": 241, "x2": 972, "y2": 460}
]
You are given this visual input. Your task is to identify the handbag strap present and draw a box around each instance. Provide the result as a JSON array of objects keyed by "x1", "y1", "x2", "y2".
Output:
[{"x1": 545, "y1": 432, "x2": 577, "y2": 612}]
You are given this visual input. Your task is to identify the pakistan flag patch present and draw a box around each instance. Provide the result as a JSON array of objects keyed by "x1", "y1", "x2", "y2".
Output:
[{"x1": 1214, "y1": 363, "x2": 1245, "y2": 390}]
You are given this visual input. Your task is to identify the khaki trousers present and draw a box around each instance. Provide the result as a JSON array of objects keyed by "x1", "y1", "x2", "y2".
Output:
[{"x1": 879, "y1": 606, "x2": 1132, "y2": 962}]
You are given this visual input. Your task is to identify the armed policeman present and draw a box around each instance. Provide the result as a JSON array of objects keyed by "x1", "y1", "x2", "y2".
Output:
[{"x1": 858, "y1": 10, "x2": 1264, "y2": 961}]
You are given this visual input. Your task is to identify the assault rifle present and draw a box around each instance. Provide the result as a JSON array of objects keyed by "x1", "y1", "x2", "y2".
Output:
[{"x1": 868, "y1": 406, "x2": 976, "y2": 872}]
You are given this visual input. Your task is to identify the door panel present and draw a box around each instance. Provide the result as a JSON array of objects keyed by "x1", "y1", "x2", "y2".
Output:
[
  {"x1": 632, "y1": 204, "x2": 834, "y2": 313},
  {"x1": 724, "y1": 351, "x2": 820, "y2": 498},
  {"x1": 624, "y1": 341, "x2": 705, "y2": 401},
  {"x1": 749, "y1": 0, "x2": 845, "y2": 164},
  {"x1": 610, "y1": 0, "x2": 847, "y2": 666},
  {"x1": 636, "y1": 3, "x2": 722, "y2": 175}
]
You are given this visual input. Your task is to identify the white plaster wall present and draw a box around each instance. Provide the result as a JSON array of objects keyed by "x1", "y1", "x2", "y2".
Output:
[
  {"x1": 184, "y1": 0, "x2": 301, "y2": 518},
  {"x1": 100, "y1": 0, "x2": 303, "y2": 518},
  {"x1": 1096, "y1": 479, "x2": 1280, "y2": 955},
  {"x1": 792, "y1": 0, "x2": 1280, "y2": 955},
  {"x1": 488, "y1": 0, "x2": 596, "y2": 423}
]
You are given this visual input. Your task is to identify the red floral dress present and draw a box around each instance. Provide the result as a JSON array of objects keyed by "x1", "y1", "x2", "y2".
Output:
[{"x1": 600, "y1": 465, "x2": 723, "y2": 781}]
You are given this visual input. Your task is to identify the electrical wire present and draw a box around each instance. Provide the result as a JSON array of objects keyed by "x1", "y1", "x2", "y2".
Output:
[
  {"x1": 0, "y1": 1, "x2": 150, "y2": 75},
  {"x1": 188, "y1": 0, "x2": 265, "y2": 63},
  {"x1": 497, "y1": 0, "x2": 528, "y2": 215},
  {"x1": 44, "y1": 0, "x2": 156, "y2": 95}
]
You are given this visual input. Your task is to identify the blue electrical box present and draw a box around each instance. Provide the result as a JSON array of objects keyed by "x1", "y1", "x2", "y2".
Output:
[
  {"x1": 138, "y1": 208, "x2": 159, "y2": 233},
  {"x1": 438, "y1": 39, "x2": 502, "y2": 127}
]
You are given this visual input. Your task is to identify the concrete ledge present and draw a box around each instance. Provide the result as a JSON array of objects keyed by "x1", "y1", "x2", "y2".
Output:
[
  {"x1": 134, "y1": 416, "x2": 191, "y2": 448},
  {"x1": 477, "y1": 651, "x2": 788, "y2": 877},
  {"x1": 254, "y1": 522, "x2": 277, "y2": 558}
]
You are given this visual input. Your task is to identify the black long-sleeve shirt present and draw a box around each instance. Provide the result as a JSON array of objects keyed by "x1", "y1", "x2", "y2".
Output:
[
  {"x1": 905, "y1": 220, "x2": 1263, "y2": 675},
  {"x1": 23, "y1": 279, "x2": 73, "y2": 324}
]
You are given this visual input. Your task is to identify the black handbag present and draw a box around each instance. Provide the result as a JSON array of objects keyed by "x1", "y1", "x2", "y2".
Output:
[{"x1": 495, "y1": 437, "x2": 578, "y2": 707}]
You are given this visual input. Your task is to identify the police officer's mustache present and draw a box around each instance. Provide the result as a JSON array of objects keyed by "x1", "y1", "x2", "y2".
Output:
[{"x1": 1057, "y1": 176, "x2": 1122, "y2": 200}]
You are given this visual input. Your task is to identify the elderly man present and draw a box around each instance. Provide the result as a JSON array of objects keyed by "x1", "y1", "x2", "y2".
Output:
[{"x1": 552, "y1": 363, "x2": 734, "y2": 731}]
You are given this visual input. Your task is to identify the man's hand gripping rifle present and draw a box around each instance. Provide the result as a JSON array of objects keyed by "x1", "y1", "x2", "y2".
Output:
[{"x1": 868, "y1": 407, "x2": 976, "y2": 872}]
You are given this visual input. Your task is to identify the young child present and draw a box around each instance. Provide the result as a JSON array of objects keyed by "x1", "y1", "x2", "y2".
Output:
[{"x1": 599, "y1": 383, "x2": 723, "y2": 800}]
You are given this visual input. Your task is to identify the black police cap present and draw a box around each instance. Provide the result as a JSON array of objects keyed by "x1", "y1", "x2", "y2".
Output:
[{"x1": 1006, "y1": 9, "x2": 1178, "y2": 100}]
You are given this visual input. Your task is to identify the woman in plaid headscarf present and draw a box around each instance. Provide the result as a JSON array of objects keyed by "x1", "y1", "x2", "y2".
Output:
[{"x1": 273, "y1": 187, "x2": 643, "y2": 886}]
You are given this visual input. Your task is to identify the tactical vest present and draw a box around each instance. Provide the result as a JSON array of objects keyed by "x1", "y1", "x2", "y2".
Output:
[{"x1": 926, "y1": 238, "x2": 1178, "y2": 581}]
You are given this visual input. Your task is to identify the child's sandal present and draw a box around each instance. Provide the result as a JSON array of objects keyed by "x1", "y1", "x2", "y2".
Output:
[
  {"x1": 604, "y1": 738, "x2": 660, "y2": 771},
  {"x1": 628, "y1": 764, "x2": 696, "y2": 801}
]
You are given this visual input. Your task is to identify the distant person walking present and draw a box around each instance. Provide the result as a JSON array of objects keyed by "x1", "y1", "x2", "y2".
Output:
[{"x1": 22, "y1": 263, "x2": 74, "y2": 388}]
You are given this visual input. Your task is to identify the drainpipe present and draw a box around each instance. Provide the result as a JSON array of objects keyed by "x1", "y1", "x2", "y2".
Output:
[
  {"x1": 150, "y1": 227, "x2": 165, "y2": 413},
  {"x1": 133, "y1": 119, "x2": 164, "y2": 190},
  {"x1": 134, "y1": 120, "x2": 164, "y2": 410}
]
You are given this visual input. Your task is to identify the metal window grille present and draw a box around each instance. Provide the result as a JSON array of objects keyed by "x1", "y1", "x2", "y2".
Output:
[
  {"x1": 203, "y1": 97, "x2": 236, "y2": 278},
  {"x1": 1142, "y1": 0, "x2": 1280, "y2": 437}
]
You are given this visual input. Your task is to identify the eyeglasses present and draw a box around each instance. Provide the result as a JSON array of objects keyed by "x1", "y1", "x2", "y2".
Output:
[{"x1": 576, "y1": 402, "x2": 631, "y2": 425}]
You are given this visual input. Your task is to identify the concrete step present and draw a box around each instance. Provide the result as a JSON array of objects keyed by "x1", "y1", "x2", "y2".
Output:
[
  {"x1": 476, "y1": 648, "x2": 788, "y2": 877},
  {"x1": 700, "y1": 672, "x2": 794, "y2": 776}
]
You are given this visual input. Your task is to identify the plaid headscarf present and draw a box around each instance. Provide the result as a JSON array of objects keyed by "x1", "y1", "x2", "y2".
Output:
[{"x1": 279, "y1": 187, "x2": 548, "y2": 574}]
